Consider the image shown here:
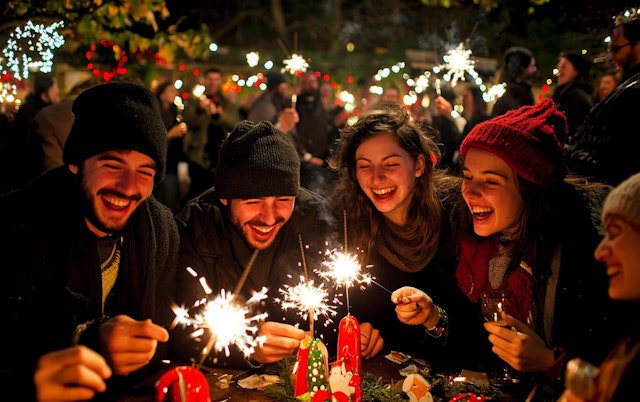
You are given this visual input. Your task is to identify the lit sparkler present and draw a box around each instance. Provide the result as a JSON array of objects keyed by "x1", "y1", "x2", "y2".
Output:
[
  {"x1": 278, "y1": 35, "x2": 308, "y2": 109},
  {"x1": 320, "y1": 249, "x2": 370, "y2": 291},
  {"x1": 277, "y1": 278, "x2": 337, "y2": 331},
  {"x1": 276, "y1": 235, "x2": 337, "y2": 336},
  {"x1": 283, "y1": 53, "x2": 309, "y2": 76},
  {"x1": 171, "y1": 287, "x2": 268, "y2": 362},
  {"x1": 439, "y1": 43, "x2": 480, "y2": 87},
  {"x1": 318, "y1": 211, "x2": 372, "y2": 313},
  {"x1": 171, "y1": 250, "x2": 267, "y2": 365}
]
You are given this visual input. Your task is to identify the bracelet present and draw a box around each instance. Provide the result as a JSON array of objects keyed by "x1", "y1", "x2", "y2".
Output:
[
  {"x1": 245, "y1": 356, "x2": 264, "y2": 369},
  {"x1": 425, "y1": 305, "x2": 448, "y2": 338},
  {"x1": 545, "y1": 346, "x2": 566, "y2": 382}
]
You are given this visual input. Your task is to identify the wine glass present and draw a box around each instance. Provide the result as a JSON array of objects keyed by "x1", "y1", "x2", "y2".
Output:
[
  {"x1": 480, "y1": 291, "x2": 519, "y2": 386},
  {"x1": 565, "y1": 358, "x2": 599, "y2": 399}
]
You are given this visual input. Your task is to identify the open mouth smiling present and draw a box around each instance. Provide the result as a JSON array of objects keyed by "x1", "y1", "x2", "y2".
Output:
[
  {"x1": 102, "y1": 194, "x2": 131, "y2": 210},
  {"x1": 250, "y1": 225, "x2": 275, "y2": 238},
  {"x1": 372, "y1": 186, "x2": 395, "y2": 200},
  {"x1": 471, "y1": 206, "x2": 493, "y2": 219}
]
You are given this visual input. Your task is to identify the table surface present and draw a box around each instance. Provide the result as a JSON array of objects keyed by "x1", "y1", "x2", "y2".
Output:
[{"x1": 118, "y1": 352, "x2": 539, "y2": 401}]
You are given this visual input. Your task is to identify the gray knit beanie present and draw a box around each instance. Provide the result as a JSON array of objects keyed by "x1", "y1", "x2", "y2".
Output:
[
  {"x1": 214, "y1": 120, "x2": 300, "y2": 199},
  {"x1": 63, "y1": 81, "x2": 167, "y2": 183},
  {"x1": 602, "y1": 172, "x2": 640, "y2": 228}
]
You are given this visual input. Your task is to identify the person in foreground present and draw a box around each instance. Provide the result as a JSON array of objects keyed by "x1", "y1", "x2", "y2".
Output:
[
  {"x1": 559, "y1": 172, "x2": 640, "y2": 401},
  {"x1": 393, "y1": 99, "x2": 627, "y2": 397},
  {"x1": 329, "y1": 102, "x2": 477, "y2": 366},
  {"x1": 173, "y1": 120, "x2": 335, "y2": 369},
  {"x1": 0, "y1": 81, "x2": 180, "y2": 401}
]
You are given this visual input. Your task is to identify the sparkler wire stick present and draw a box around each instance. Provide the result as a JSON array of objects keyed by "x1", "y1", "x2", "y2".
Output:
[
  {"x1": 233, "y1": 248, "x2": 260, "y2": 296},
  {"x1": 370, "y1": 279, "x2": 393, "y2": 295},
  {"x1": 298, "y1": 234, "x2": 314, "y2": 336},
  {"x1": 199, "y1": 248, "x2": 259, "y2": 366},
  {"x1": 277, "y1": 38, "x2": 291, "y2": 58},
  {"x1": 343, "y1": 210, "x2": 351, "y2": 313}
]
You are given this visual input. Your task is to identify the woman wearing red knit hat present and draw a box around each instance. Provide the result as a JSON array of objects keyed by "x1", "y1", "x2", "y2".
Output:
[{"x1": 393, "y1": 99, "x2": 633, "y2": 398}]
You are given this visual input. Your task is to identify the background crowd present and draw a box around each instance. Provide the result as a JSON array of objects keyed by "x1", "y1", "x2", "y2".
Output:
[{"x1": 1, "y1": 5, "x2": 640, "y2": 402}]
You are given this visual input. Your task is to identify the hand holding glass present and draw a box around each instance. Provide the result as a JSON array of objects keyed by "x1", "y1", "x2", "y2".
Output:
[{"x1": 480, "y1": 291, "x2": 519, "y2": 386}]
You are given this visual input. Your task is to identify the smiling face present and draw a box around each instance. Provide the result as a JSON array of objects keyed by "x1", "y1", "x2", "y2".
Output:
[
  {"x1": 69, "y1": 150, "x2": 157, "y2": 237},
  {"x1": 222, "y1": 196, "x2": 295, "y2": 250},
  {"x1": 608, "y1": 26, "x2": 637, "y2": 77},
  {"x1": 557, "y1": 56, "x2": 579, "y2": 86},
  {"x1": 461, "y1": 147, "x2": 524, "y2": 237},
  {"x1": 355, "y1": 132, "x2": 425, "y2": 225},
  {"x1": 595, "y1": 215, "x2": 640, "y2": 301}
]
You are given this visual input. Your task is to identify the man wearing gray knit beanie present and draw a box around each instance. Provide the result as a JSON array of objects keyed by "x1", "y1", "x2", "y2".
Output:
[{"x1": 174, "y1": 120, "x2": 336, "y2": 370}]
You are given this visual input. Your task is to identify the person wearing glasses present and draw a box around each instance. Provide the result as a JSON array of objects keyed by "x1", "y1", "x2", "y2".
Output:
[{"x1": 567, "y1": 7, "x2": 640, "y2": 186}]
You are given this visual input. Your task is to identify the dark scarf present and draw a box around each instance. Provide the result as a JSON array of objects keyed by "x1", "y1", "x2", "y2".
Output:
[
  {"x1": 376, "y1": 217, "x2": 437, "y2": 273},
  {"x1": 23, "y1": 167, "x2": 176, "y2": 322}
]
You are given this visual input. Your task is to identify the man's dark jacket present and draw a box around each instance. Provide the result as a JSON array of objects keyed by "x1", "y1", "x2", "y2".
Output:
[
  {"x1": 0, "y1": 167, "x2": 179, "y2": 401},
  {"x1": 172, "y1": 187, "x2": 336, "y2": 368}
]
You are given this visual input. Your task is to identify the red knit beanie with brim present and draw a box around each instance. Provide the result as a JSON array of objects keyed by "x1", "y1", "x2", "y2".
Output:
[{"x1": 460, "y1": 98, "x2": 568, "y2": 189}]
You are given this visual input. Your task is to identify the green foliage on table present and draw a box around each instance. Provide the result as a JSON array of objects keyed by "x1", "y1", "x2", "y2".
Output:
[{"x1": 263, "y1": 355, "x2": 505, "y2": 401}]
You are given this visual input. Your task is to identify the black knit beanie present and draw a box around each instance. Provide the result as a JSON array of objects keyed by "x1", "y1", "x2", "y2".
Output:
[
  {"x1": 63, "y1": 81, "x2": 167, "y2": 183},
  {"x1": 214, "y1": 120, "x2": 300, "y2": 199}
]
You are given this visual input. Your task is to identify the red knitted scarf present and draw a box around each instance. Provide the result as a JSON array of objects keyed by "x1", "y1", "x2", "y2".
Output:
[{"x1": 456, "y1": 235, "x2": 534, "y2": 323}]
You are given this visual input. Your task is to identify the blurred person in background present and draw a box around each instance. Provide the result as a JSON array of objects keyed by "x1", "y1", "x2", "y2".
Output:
[
  {"x1": 6, "y1": 73, "x2": 60, "y2": 191},
  {"x1": 491, "y1": 46, "x2": 537, "y2": 117},
  {"x1": 551, "y1": 52, "x2": 594, "y2": 148},
  {"x1": 183, "y1": 67, "x2": 241, "y2": 200},
  {"x1": 154, "y1": 81, "x2": 189, "y2": 214},
  {"x1": 593, "y1": 70, "x2": 619, "y2": 104},
  {"x1": 248, "y1": 71, "x2": 299, "y2": 134}
]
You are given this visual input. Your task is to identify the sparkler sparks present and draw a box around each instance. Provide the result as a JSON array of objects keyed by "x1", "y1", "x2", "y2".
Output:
[
  {"x1": 440, "y1": 43, "x2": 480, "y2": 87},
  {"x1": 320, "y1": 249, "x2": 371, "y2": 291},
  {"x1": 283, "y1": 53, "x2": 309, "y2": 75},
  {"x1": 277, "y1": 278, "x2": 337, "y2": 325},
  {"x1": 172, "y1": 265, "x2": 268, "y2": 364}
]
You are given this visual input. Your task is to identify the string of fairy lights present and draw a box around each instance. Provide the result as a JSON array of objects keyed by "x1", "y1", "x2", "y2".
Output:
[{"x1": 0, "y1": 20, "x2": 65, "y2": 105}]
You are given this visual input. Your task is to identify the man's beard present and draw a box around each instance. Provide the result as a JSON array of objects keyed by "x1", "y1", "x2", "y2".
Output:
[
  {"x1": 77, "y1": 168, "x2": 136, "y2": 235},
  {"x1": 228, "y1": 210, "x2": 285, "y2": 250}
]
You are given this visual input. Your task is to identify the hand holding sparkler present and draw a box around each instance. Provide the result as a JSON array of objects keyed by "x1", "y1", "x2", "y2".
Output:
[
  {"x1": 98, "y1": 315, "x2": 169, "y2": 376},
  {"x1": 250, "y1": 321, "x2": 306, "y2": 364},
  {"x1": 277, "y1": 107, "x2": 299, "y2": 133},
  {"x1": 391, "y1": 286, "x2": 439, "y2": 329}
]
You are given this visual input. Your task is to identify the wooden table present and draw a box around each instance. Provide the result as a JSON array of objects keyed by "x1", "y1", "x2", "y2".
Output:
[{"x1": 118, "y1": 352, "x2": 537, "y2": 401}]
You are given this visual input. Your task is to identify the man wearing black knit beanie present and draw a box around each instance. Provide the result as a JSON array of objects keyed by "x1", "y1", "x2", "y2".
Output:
[
  {"x1": 0, "y1": 81, "x2": 180, "y2": 401},
  {"x1": 174, "y1": 120, "x2": 337, "y2": 369}
]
